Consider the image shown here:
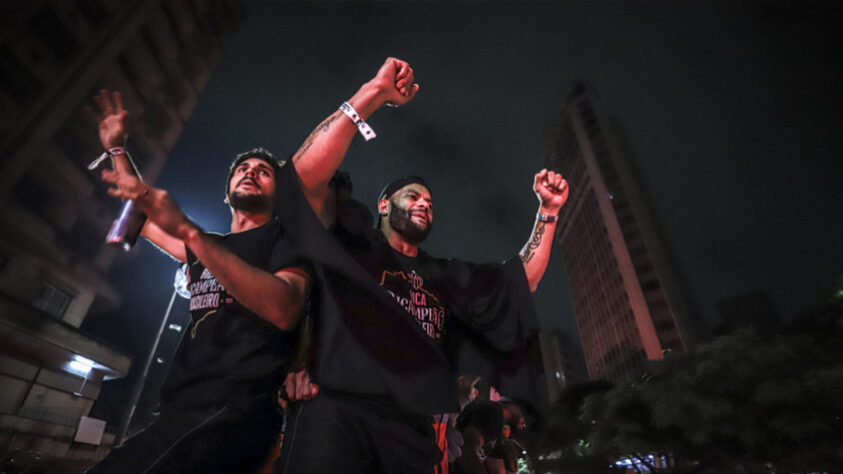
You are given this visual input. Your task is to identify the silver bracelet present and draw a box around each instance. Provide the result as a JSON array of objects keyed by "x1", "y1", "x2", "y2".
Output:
[{"x1": 537, "y1": 213, "x2": 558, "y2": 223}]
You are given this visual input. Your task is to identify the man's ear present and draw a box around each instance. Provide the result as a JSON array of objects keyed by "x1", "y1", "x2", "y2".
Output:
[
  {"x1": 377, "y1": 199, "x2": 390, "y2": 217},
  {"x1": 224, "y1": 194, "x2": 230, "y2": 204}
]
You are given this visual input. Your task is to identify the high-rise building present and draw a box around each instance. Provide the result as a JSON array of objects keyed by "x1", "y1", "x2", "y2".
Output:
[
  {"x1": 0, "y1": 0, "x2": 245, "y2": 461},
  {"x1": 538, "y1": 331, "x2": 587, "y2": 404},
  {"x1": 544, "y1": 80, "x2": 703, "y2": 382}
]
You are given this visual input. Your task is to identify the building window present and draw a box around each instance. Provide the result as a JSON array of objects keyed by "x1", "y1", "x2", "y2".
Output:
[
  {"x1": 141, "y1": 102, "x2": 171, "y2": 139},
  {"x1": 75, "y1": 0, "x2": 108, "y2": 28},
  {"x1": 29, "y1": 6, "x2": 80, "y2": 61},
  {"x1": 0, "y1": 46, "x2": 44, "y2": 106},
  {"x1": 60, "y1": 218, "x2": 104, "y2": 261},
  {"x1": 13, "y1": 172, "x2": 53, "y2": 217},
  {"x1": 32, "y1": 281, "x2": 73, "y2": 319},
  {"x1": 54, "y1": 121, "x2": 93, "y2": 167}
]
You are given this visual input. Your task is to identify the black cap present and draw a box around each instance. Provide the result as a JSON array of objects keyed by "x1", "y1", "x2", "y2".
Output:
[{"x1": 377, "y1": 175, "x2": 430, "y2": 203}]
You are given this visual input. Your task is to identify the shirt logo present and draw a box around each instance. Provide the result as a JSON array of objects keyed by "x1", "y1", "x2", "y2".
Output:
[
  {"x1": 187, "y1": 266, "x2": 233, "y2": 336},
  {"x1": 380, "y1": 270, "x2": 445, "y2": 340}
]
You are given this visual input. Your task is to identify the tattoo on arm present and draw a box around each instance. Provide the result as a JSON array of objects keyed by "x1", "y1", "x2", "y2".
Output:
[
  {"x1": 519, "y1": 222, "x2": 546, "y2": 264},
  {"x1": 292, "y1": 114, "x2": 340, "y2": 162}
]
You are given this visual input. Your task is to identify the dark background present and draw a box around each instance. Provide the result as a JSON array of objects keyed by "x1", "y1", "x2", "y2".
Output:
[{"x1": 87, "y1": 1, "x2": 842, "y2": 423}]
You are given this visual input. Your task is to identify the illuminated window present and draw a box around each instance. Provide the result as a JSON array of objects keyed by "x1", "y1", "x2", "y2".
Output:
[{"x1": 70, "y1": 355, "x2": 93, "y2": 375}]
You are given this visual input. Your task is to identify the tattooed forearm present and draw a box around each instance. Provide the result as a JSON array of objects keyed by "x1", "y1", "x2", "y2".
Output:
[
  {"x1": 519, "y1": 221, "x2": 546, "y2": 264},
  {"x1": 292, "y1": 114, "x2": 340, "y2": 162}
]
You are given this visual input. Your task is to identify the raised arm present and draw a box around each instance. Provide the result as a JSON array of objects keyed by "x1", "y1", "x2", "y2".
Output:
[
  {"x1": 519, "y1": 169, "x2": 569, "y2": 292},
  {"x1": 101, "y1": 167, "x2": 308, "y2": 331},
  {"x1": 292, "y1": 57, "x2": 419, "y2": 219},
  {"x1": 91, "y1": 90, "x2": 186, "y2": 262},
  {"x1": 140, "y1": 221, "x2": 187, "y2": 262},
  {"x1": 181, "y1": 227, "x2": 309, "y2": 331},
  {"x1": 95, "y1": 90, "x2": 308, "y2": 331}
]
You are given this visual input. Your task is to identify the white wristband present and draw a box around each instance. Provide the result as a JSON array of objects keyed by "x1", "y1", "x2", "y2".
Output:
[
  {"x1": 339, "y1": 102, "x2": 376, "y2": 141},
  {"x1": 88, "y1": 147, "x2": 126, "y2": 170}
]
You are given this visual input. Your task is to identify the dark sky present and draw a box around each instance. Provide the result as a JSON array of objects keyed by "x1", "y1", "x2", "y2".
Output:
[{"x1": 103, "y1": 2, "x2": 842, "y2": 362}]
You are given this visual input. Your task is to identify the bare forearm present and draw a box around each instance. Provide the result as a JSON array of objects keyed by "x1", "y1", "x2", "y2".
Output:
[
  {"x1": 140, "y1": 221, "x2": 187, "y2": 263},
  {"x1": 519, "y1": 209, "x2": 558, "y2": 292},
  {"x1": 292, "y1": 82, "x2": 384, "y2": 205},
  {"x1": 183, "y1": 227, "x2": 305, "y2": 330},
  {"x1": 290, "y1": 57, "x2": 417, "y2": 217}
]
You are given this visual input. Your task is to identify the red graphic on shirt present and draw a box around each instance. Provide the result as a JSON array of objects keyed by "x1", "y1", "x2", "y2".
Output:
[{"x1": 380, "y1": 270, "x2": 445, "y2": 339}]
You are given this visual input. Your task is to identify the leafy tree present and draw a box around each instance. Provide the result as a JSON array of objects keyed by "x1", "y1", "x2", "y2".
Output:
[
  {"x1": 579, "y1": 301, "x2": 842, "y2": 473},
  {"x1": 529, "y1": 381, "x2": 614, "y2": 473}
]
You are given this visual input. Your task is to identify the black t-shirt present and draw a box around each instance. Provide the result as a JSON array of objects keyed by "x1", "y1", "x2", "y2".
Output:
[
  {"x1": 334, "y1": 217, "x2": 520, "y2": 353},
  {"x1": 159, "y1": 218, "x2": 306, "y2": 410},
  {"x1": 318, "y1": 198, "x2": 540, "y2": 412},
  {"x1": 269, "y1": 163, "x2": 542, "y2": 414}
]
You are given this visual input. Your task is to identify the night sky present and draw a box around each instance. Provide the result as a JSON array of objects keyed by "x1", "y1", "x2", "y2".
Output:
[{"x1": 97, "y1": 2, "x2": 842, "y2": 374}]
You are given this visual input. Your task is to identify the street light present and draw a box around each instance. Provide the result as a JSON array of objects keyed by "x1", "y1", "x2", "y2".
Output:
[{"x1": 115, "y1": 264, "x2": 189, "y2": 445}]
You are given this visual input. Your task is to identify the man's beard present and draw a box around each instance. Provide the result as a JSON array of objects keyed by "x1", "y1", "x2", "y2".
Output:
[
  {"x1": 389, "y1": 203, "x2": 432, "y2": 245},
  {"x1": 228, "y1": 191, "x2": 273, "y2": 214}
]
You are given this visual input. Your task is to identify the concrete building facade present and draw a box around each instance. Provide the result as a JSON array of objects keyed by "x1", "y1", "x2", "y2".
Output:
[
  {"x1": 0, "y1": 0, "x2": 244, "y2": 461},
  {"x1": 545, "y1": 81, "x2": 703, "y2": 382}
]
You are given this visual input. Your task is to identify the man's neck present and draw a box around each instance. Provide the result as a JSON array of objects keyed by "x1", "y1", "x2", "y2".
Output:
[
  {"x1": 230, "y1": 210, "x2": 271, "y2": 233},
  {"x1": 382, "y1": 228, "x2": 419, "y2": 257}
]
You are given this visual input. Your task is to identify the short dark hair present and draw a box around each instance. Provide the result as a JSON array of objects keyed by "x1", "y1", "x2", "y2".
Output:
[{"x1": 225, "y1": 147, "x2": 285, "y2": 196}]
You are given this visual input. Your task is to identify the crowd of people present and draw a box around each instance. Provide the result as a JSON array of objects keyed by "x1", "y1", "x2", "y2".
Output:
[
  {"x1": 86, "y1": 57, "x2": 568, "y2": 474},
  {"x1": 445, "y1": 376, "x2": 533, "y2": 474}
]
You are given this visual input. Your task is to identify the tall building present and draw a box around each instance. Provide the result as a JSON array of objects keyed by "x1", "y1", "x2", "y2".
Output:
[
  {"x1": 0, "y1": 0, "x2": 245, "y2": 461},
  {"x1": 544, "y1": 81, "x2": 703, "y2": 382},
  {"x1": 538, "y1": 331, "x2": 587, "y2": 404}
]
